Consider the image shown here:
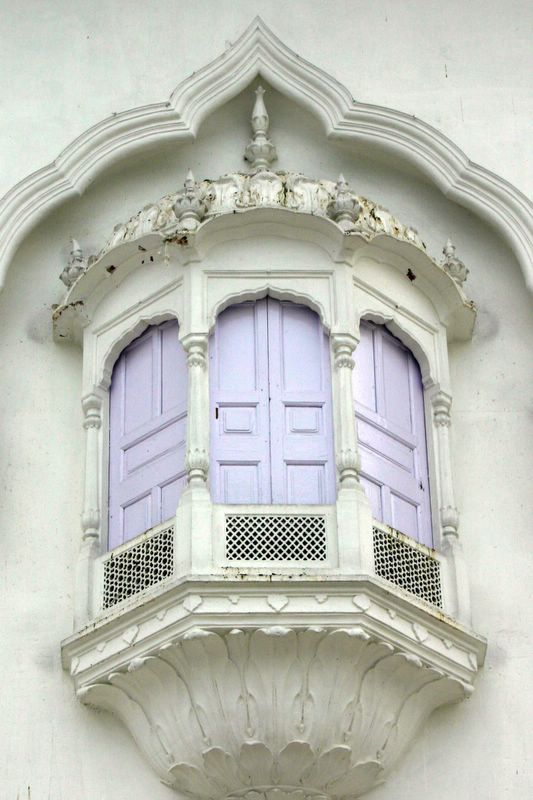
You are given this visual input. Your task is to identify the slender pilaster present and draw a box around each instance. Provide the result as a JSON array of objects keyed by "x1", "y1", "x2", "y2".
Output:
[
  {"x1": 176, "y1": 334, "x2": 212, "y2": 576},
  {"x1": 331, "y1": 333, "x2": 372, "y2": 573},
  {"x1": 75, "y1": 392, "x2": 103, "y2": 628},
  {"x1": 332, "y1": 334, "x2": 360, "y2": 488},
  {"x1": 430, "y1": 390, "x2": 471, "y2": 623},
  {"x1": 183, "y1": 334, "x2": 209, "y2": 488}
]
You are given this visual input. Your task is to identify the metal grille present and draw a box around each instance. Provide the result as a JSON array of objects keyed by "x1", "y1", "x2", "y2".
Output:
[
  {"x1": 373, "y1": 526, "x2": 442, "y2": 607},
  {"x1": 103, "y1": 525, "x2": 174, "y2": 609},
  {"x1": 225, "y1": 514, "x2": 327, "y2": 561}
]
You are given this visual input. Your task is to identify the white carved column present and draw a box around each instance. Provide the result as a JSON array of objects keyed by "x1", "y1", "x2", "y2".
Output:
[
  {"x1": 176, "y1": 334, "x2": 212, "y2": 576},
  {"x1": 183, "y1": 334, "x2": 210, "y2": 488},
  {"x1": 331, "y1": 333, "x2": 373, "y2": 573},
  {"x1": 75, "y1": 392, "x2": 103, "y2": 628},
  {"x1": 431, "y1": 390, "x2": 471, "y2": 624}
]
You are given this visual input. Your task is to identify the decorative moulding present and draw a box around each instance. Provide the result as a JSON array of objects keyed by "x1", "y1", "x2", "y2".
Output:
[
  {"x1": 52, "y1": 163, "x2": 475, "y2": 343},
  {"x1": 0, "y1": 18, "x2": 532, "y2": 292},
  {"x1": 62, "y1": 578, "x2": 486, "y2": 799}
]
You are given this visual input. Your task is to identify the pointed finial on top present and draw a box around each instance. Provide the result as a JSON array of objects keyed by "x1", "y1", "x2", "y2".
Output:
[
  {"x1": 173, "y1": 169, "x2": 206, "y2": 231},
  {"x1": 70, "y1": 237, "x2": 82, "y2": 256},
  {"x1": 251, "y1": 86, "x2": 268, "y2": 134},
  {"x1": 337, "y1": 174, "x2": 348, "y2": 192},
  {"x1": 441, "y1": 238, "x2": 469, "y2": 285},
  {"x1": 184, "y1": 168, "x2": 196, "y2": 190},
  {"x1": 327, "y1": 175, "x2": 361, "y2": 232},
  {"x1": 244, "y1": 86, "x2": 277, "y2": 171},
  {"x1": 60, "y1": 238, "x2": 87, "y2": 287}
]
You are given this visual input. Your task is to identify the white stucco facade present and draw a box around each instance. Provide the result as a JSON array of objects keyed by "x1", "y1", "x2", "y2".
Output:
[{"x1": 0, "y1": 3, "x2": 532, "y2": 799}]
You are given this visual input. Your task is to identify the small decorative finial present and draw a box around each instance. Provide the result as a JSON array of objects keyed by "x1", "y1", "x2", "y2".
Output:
[
  {"x1": 60, "y1": 238, "x2": 87, "y2": 287},
  {"x1": 244, "y1": 86, "x2": 277, "y2": 171},
  {"x1": 327, "y1": 175, "x2": 361, "y2": 231},
  {"x1": 173, "y1": 169, "x2": 206, "y2": 231},
  {"x1": 441, "y1": 238, "x2": 469, "y2": 285}
]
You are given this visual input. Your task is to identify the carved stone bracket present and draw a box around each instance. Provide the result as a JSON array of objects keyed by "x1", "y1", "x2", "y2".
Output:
[{"x1": 77, "y1": 624, "x2": 474, "y2": 799}]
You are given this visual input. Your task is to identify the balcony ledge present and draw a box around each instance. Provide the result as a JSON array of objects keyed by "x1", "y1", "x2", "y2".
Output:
[{"x1": 62, "y1": 575, "x2": 485, "y2": 799}]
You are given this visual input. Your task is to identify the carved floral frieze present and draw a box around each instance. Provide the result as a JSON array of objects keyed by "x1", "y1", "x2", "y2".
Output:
[{"x1": 96, "y1": 170, "x2": 426, "y2": 261}]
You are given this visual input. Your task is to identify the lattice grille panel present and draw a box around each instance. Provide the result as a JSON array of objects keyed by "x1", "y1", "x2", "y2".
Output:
[
  {"x1": 226, "y1": 514, "x2": 327, "y2": 561},
  {"x1": 103, "y1": 525, "x2": 174, "y2": 609},
  {"x1": 373, "y1": 526, "x2": 442, "y2": 607}
]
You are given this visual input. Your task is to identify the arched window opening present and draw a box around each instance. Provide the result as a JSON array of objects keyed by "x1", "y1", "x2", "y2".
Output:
[
  {"x1": 210, "y1": 297, "x2": 336, "y2": 505},
  {"x1": 354, "y1": 321, "x2": 433, "y2": 546},
  {"x1": 108, "y1": 320, "x2": 188, "y2": 549}
]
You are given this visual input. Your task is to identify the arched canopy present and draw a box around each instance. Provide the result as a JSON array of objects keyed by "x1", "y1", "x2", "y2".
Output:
[{"x1": 0, "y1": 18, "x2": 532, "y2": 294}]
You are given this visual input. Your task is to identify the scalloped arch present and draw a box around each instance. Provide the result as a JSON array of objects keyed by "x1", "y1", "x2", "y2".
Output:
[{"x1": 0, "y1": 17, "x2": 532, "y2": 292}]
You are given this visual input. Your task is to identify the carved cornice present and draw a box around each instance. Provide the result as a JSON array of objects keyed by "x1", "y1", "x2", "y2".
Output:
[
  {"x1": 82, "y1": 170, "x2": 426, "y2": 267},
  {"x1": 0, "y1": 19, "x2": 531, "y2": 294}
]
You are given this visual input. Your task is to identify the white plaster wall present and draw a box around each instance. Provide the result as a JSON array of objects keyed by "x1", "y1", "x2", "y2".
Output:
[
  {"x1": 0, "y1": 0, "x2": 531, "y2": 198},
  {"x1": 0, "y1": 3, "x2": 532, "y2": 799}
]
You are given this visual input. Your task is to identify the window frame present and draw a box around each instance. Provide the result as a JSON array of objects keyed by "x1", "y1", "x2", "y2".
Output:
[{"x1": 63, "y1": 214, "x2": 471, "y2": 626}]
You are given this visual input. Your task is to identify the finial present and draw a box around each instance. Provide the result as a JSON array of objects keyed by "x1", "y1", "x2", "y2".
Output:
[
  {"x1": 60, "y1": 238, "x2": 87, "y2": 287},
  {"x1": 244, "y1": 86, "x2": 277, "y2": 171},
  {"x1": 441, "y1": 238, "x2": 469, "y2": 285},
  {"x1": 327, "y1": 175, "x2": 361, "y2": 231},
  {"x1": 173, "y1": 169, "x2": 206, "y2": 231}
]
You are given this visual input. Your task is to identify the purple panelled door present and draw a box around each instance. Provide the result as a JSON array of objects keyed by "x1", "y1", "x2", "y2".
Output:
[
  {"x1": 210, "y1": 298, "x2": 336, "y2": 504},
  {"x1": 353, "y1": 321, "x2": 433, "y2": 545},
  {"x1": 108, "y1": 320, "x2": 188, "y2": 548}
]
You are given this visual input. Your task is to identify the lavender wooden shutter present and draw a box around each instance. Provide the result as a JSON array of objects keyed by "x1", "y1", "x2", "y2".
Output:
[
  {"x1": 210, "y1": 300, "x2": 272, "y2": 503},
  {"x1": 108, "y1": 320, "x2": 188, "y2": 548},
  {"x1": 353, "y1": 321, "x2": 433, "y2": 545},
  {"x1": 210, "y1": 298, "x2": 335, "y2": 505},
  {"x1": 267, "y1": 299, "x2": 336, "y2": 504}
]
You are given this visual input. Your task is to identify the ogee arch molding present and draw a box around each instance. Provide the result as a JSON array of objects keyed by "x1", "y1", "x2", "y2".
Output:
[{"x1": 0, "y1": 17, "x2": 531, "y2": 293}]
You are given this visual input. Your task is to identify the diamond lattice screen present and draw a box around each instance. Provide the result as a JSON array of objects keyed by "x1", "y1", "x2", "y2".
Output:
[
  {"x1": 373, "y1": 526, "x2": 442, "y2": 607},
  {"x1": 225, "y1": 514, "x2": 327, "y2": 561},
  {"x1": 103, "y1": 525, "x2": 174, "y2": 609}
]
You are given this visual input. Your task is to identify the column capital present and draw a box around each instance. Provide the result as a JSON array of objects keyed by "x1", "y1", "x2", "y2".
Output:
[
  {"x1": 431, "y1": 390, "x2": 452, "y2": 427},
  {"x1": 440, "y1": 504, "x2": 459, "y2": 536},
  {"x1": 182, "y1": 333, "x2": 208, "y2": 369},
  {"x1": 185, "y1": 447, "x2": 209, "y2": 485},
  {"x1": 82, "y1": 393, "x2": 102, "y2": 429},
  {"x1": 331, "y1": 332, "x2": 358, "y2": 369}
]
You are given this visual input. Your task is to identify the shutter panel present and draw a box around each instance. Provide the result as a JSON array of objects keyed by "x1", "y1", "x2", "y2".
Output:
[
  {"x1": 210, "y1": 298, "x2": 336, "y2": 505},
  {"x1": 108, "y1": 320, "x2": 188, "y2": 548},
  {"x1": 353, "y1": 321, "x2": 433, "y2": 545},
  {"x1": 210, "y1": 300, "x2": 271, "y2": 503},
  {"x1": 267, "y1": 299, "x2": 336, "y2": 504}
]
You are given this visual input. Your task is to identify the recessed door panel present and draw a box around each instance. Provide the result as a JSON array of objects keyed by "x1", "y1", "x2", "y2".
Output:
[
  {"x1": 108, "y1": 320, "x2": 188, "y2": 548},
  {"x1": 354, "y1": 321, "x2": 432, "y2": 545},
  {"x1": 210, "y1": 298, "x2": 336, "y2": 505},
  {"x1": 210, "y1": 301, "x2": 271, "y2": 504}
]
